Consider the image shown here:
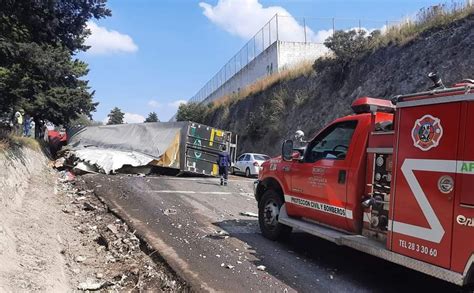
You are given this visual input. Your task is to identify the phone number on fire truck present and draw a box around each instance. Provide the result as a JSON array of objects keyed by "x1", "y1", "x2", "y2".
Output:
[{"x1": 399, "y1": 239, "x2": 438, "y2": 257}]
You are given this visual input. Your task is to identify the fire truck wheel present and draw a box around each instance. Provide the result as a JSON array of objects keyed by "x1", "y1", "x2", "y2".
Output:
[{"x1": 258, "y1": 190, "x2": 292, "y2": 241}]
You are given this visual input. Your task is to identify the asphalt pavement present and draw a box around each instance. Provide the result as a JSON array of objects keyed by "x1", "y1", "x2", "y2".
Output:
[{"x1": 83, "y1": 174, "x2": 463, "y2": 293}]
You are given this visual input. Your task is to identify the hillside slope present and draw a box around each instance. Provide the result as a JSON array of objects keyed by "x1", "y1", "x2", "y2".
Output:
[{"x1": 203, "y1": 13, "x2": 473, "y2": 156}]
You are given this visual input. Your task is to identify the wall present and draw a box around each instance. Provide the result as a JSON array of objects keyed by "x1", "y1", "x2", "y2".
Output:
[
  {"x1": 203, "y1": 42, "x2": 279, "y2": 104},
  {"x1": 278, "y1": 42, "x2": 328, "y2": 69},
  {"x1": 201, "y1": 41, "x2": 328, "y2": 104}
]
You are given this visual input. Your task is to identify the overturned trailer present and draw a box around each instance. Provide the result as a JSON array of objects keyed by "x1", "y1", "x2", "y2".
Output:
[{"x1": 68, "y1": 121, "x2": 237, "y2": 176}]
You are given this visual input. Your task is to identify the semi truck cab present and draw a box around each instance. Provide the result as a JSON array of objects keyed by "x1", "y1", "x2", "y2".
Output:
[{"x1": 254, "y1": 78, "x2": 474, "y2": 286}]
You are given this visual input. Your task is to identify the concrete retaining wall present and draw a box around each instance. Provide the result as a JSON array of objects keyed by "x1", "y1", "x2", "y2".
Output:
[
  {"x1": 202, "y1": 41, "x2": 327, "y2": 104},
  {"x1": 278, "y1": 42, "x2": 328, "y2": 69},
  {"x1": 204, "y1": 42, "x2": 279, "y2": 103}
]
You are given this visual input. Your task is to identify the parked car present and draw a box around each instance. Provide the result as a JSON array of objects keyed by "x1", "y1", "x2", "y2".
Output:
[{"x1": 232, "y1": 153, "x2": 270, "y2": 177}]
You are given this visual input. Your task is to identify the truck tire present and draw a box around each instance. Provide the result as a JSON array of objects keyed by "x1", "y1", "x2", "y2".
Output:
[{"x1": 258, "y1": 190, "x2": 292, "y2": 241}]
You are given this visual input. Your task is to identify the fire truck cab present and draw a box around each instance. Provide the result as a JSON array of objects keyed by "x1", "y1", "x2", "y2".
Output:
[{"x1": 254, "y1": 77, "x2": 474, "y2": 286}]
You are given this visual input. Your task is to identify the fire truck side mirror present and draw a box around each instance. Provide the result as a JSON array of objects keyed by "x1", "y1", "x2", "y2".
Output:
[{"x1": 282, "y1": 140, "x2": 294, "y2": 161}]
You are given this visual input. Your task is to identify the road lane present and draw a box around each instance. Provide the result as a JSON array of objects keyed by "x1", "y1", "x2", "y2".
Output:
[{"x1": 83, "y1": 174, "x2": 461, "y2": 292}]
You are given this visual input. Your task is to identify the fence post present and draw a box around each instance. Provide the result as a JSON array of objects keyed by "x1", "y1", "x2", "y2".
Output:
[
  {"x1": 253, "y1": 36, "x2": 257, "y2": 58},
  {"x1": 332, "y1": 18, "x2": 335, "y2": 36},
  {"x1": 303, "y1": 18, "x2": 307, "y2": 43},
  {"x1": 269, "y1": 20, "x2": 272, "y2": 44},
  {"x1": 246, "y1": 43, "x2": 249, "y2": 64},
  {"x1": 276, "y1": 14, "x2": 279, "y2": 41}
]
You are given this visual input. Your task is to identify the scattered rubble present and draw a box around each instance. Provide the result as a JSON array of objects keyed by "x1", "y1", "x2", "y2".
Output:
[
  {"x1": 239, "y1": 211, "x2": 258, "y2": 218},
  {"x1": 75, "y1": 256, "x2": 87, "y2": 263},
  {"x1": 56, "y1": 171, "x2": 187, "y2": 291},
  {"x1": 163, "y1": 208, "x2": 177, "y2": 216},
  {"x1": 77, "y1": 279, "x2": 107, "y2": 291}
]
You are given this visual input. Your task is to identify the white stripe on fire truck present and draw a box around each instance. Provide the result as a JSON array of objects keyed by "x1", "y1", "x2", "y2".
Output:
[
  {"x1": 396, "y1": 159, "x2": 454, "y2": 243},
  {"x1": 394, "y1": 159, "x2": 474, "y2": 243},
  {"x1": 284, "y1": 194, "x2": 353, "y2": 220}
]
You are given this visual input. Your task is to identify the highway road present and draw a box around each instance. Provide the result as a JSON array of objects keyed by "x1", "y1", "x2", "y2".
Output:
[{"x1": 83, "y1": 174, "x2": 463, "y2": 292}]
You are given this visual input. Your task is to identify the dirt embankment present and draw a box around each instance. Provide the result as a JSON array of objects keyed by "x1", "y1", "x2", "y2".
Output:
[
  {"x1": 204, "y1": 14, "x2": 474, "y2": 156},
  {"x1": 0, "y1": 146, "x2": 186, "y2": 291}
]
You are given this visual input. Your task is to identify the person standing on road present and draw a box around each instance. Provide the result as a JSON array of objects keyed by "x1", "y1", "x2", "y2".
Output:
[{"x1": 217, "y1": 145, "x2": 231, "y2": 186}]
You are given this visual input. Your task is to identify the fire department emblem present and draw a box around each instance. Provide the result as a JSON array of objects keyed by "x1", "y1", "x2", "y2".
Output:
[{"x1": 412, "y1": 115, "x2": 443, "y2": 151}]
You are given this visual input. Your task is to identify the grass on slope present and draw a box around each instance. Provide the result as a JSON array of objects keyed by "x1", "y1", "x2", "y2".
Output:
[{"x1": 0, "y1": 131, "x2": 40, "y2": 152}]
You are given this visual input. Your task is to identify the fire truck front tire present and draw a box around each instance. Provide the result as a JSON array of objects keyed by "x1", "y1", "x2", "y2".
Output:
[{"x1": 258, "y1": 190, "x2": 292, "y2": 241}]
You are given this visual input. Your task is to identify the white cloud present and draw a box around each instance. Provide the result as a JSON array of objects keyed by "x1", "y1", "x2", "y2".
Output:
[
  {"x1": 168, "y1": 100, "x2": 187, "y2": 108},
  {"x1": 85, "y1": 22, "x2": 138, "y2": 55},
  {"x1": 199, "y1": 0, "x2": 343, "y2": 45},
  {"x1": 147, "y1": 100, "x2": 161, "y2": 108},
  {"x1": 124, "y1": 112, "x2": 145, "y2": 124},
  {"x1": 314, "y1": 29, "x2": 334, "y2": 44},
  {"x1": 198, "y1": 0, "x2": 389, "y2": 45},
  {"x1": 199, "y1": 0, "x2": 313, "y2": 43}
]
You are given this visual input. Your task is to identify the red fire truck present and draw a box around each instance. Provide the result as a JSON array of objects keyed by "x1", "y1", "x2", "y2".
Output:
[{"x1": 254, "y1": 75, "x2": 474, "y2": 286}]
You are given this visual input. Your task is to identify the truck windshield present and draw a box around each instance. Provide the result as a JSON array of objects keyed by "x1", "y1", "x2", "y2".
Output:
[{"x1": 305, "y1": 120, "x2": 357, "y2": 163}]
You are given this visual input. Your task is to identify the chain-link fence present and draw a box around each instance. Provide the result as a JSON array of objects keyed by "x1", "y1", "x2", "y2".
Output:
[{"x1": 189, "y1": 14, "x2": 399, "y2": 104}]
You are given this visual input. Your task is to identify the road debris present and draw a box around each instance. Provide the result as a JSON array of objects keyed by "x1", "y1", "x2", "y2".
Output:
[
  {"x1": 58, "y1": 170, "x2": 75, "y2": 182},
  {"x1": 163, "y1": 208, "x2": 177, "y2": 216},
  {"x1": 75, "y1": 256, "x2": 87, "y2": 263},
  {"x1": 77, "y1": 279, "x2": 107, "y2": 291},
  {"x1": 257, "y1": 265, "x2": 266, "y2": 271},
  {"x1": 107, "y1": 223, "x2": 119, "y2": 235},
  {"x1": 239, "y1": 211, "x2": 258, "y2": 218},
  {"x1": 53, "y1": 157, "x2": 66, "y2": 169},
  {"x1": 54, "y1": 173, "x2": 187, "y2": 291}
]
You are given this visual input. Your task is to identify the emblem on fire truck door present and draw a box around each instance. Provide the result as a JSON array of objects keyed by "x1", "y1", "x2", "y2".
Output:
[{"x1": 412, "y1": 115, "x2": 443, "y2": 151}]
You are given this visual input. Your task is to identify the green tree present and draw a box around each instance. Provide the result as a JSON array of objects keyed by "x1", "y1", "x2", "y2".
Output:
[
  {"x1": 107, "y1": 107, "x2": 124, "y2": 125},
  {"x1": 324, "y1": 30, "x2": 369, "y2": 64},
  {"x1": 144, "y1": 112, "x2": 159, "y2": 123},
  {"x1": 0, "y1": 0, "x2": 111, "y2": 125},
  {"x1": 176, "y1": 103, "x2": 208, "y2": 124},
  {"x1": 322, "y1": 29, "x2": 382, "y2": 66}
]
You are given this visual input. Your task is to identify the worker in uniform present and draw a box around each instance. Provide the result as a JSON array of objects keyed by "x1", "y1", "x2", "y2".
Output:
[{"x1": 217, "y1": 145, "x2": 231, "y2": 186}]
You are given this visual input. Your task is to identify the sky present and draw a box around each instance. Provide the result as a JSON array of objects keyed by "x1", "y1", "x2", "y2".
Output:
[{"x1": 79, "y1": 0, "x2": 456, "y2": 123}]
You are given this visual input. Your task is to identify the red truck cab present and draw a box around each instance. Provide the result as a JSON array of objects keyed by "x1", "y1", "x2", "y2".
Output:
[{"x1": 254, "y1": 78, "x2": 474, "y2": 286}]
